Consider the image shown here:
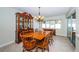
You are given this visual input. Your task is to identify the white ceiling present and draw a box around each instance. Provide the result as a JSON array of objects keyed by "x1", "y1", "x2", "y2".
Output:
[{"x1": 15, "y1": 7, "x2": 71, "y2": 17}]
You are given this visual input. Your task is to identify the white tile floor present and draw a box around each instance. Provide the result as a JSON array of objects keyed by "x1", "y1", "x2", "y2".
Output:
[{"x1": 0, "y1": 36, "x2": 75, "y2": 52}]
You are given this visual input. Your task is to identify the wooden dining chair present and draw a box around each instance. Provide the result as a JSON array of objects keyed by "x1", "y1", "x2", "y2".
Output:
[
  {"x1": 36, "y1": 38, "x2": 49, "y2": 52},
  {"x1": 22, "y1": 37, "x2": 36, "y2": 52},
  {"x1": 49, "y1": 32, "x2": 54, "y2": 46}
]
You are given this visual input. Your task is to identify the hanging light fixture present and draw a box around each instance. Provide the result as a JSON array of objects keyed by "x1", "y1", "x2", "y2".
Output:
[{"x1": 34, "y1": 7, "x2": 44, "y2": 22}]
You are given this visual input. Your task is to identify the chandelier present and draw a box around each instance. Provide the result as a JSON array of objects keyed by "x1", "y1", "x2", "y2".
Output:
[{"x1": 34, "y1": 7, "x2": 44, "y2": 22}]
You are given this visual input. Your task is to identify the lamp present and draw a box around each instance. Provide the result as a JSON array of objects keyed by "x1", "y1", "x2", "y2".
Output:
[{"x1": 34, "y1": 7, "x2": 44, "y2": 22}]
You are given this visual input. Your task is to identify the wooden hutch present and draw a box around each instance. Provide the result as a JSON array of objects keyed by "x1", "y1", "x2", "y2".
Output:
[{"x1": 15, "y1": 12, "x2": 33, "y2": 43}]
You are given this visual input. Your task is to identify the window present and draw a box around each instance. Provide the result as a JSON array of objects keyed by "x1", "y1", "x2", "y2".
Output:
[
  {"x1": 45, "y1": 21, "x2": 50, "y2": 28},
  {"x1": 50, "y1": 21, "x2": 55, "y2": 29},
  {"x1": 46, "y1": 23, "x2": 50, "y2": 28},
  {"x1": 72, "y1": 23, "x2": 76, "y2": 30},
  {"x1": 42, "y1": 23, "x2": 45, "y2": 28},
  {"x1": 55, "y1": 24, "x2": 61, "y2": 29},
  {"x1": 42, "y1": 20, "x2": 61, "y2": 29},
  {"x1": 50, "y1": 25, "x2": 55, "y2": 28},
  {"x1": 55, "y1": 20, "x2": 61, "y2": 29}
]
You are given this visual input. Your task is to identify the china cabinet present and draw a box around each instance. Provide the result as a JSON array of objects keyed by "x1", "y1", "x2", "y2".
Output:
[{"x1": 15, "y1": 12, "x2": 33, "y2": 43}]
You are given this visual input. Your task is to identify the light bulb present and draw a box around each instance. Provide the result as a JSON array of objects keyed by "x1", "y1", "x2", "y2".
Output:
[{"x1": 38, "y1": 16, "x2": 41, "y2": 18}]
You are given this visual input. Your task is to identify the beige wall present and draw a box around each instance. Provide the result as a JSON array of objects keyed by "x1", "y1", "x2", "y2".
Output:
[
  {"x1": 56, "y1": 16, "x2": 67, "y2": 36},
  {"x1": 0, "y1": 8, "x2": 21, "y2": 47}
]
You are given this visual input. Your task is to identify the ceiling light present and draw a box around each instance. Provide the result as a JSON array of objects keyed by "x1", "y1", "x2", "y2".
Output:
[{"x1": 34, "y1": 7, "x2": 44, "y2": 22}]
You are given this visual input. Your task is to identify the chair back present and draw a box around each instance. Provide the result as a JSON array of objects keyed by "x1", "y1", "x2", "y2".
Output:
[{"x1": 23, "y1": 37, "x2": 36, "y2": 51}]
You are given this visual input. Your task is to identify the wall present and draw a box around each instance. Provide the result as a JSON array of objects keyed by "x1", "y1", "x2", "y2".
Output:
[
  {"x1": 0, "y1": 8, "x2": 21, "y2": 47},
  {"x1": 66, "y1": 7, "x2": 76, "y2": 17},
  {"x1": 75, "y1": 8, "x2": 79, "y2": 51},
  {"x1": 56, "y1": 16, "x2": 67, "y2": 36},
  {"x1": 45, "y1": 15, "x2": 67, "y2": 37}
]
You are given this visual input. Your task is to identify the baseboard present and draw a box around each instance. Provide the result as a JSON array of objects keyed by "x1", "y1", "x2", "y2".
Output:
[
  {"x1": 56, "y1": 35, "x2": 67, "y2": 37},
  {"x1": 0, "y1": 40, "x2": 15, "y2": 48}
]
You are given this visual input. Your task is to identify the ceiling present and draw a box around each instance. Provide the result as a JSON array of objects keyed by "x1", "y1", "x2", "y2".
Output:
[{"x1": 15, "y1": 7, "x2": 71, "y2": 17}]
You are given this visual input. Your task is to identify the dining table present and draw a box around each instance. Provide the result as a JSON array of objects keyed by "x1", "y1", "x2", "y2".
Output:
[
  {"x1": 20, "y1": 30, "x2": 53, "y2": 52},
  {"x1": 20, "y1": 31, "x2": 52, "y2": 41}
]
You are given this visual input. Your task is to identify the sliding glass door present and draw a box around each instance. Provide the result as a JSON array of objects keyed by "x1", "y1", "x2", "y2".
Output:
[
  {"x1": 67, "y1": 16, "x2": 72, "y2": 42},
  {"x1": 67, "y1": 12, "x2": 76, "y2": 47}
]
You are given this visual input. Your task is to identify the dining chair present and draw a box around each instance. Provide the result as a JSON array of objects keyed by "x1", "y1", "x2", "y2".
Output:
[
  {"x1": 36, "y1": 38, "x2": 49, "y2": 52},
  {"x1": 49, "y1": 32, "x2": 54, "y2": 46},
  {"x1": 22, "y1": 37, "x2": 36, "y2": 52}
]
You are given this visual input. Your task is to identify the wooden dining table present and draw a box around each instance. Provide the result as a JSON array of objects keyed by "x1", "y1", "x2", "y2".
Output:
[{"x1": 20, "y1": 31, "x2": 52, "y2": 40}]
